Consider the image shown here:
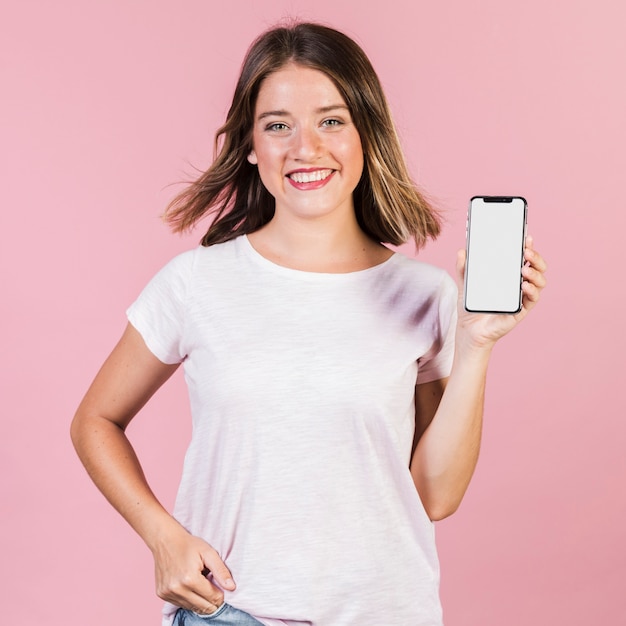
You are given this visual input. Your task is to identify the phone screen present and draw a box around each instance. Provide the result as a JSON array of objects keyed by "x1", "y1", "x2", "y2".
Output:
[{"x1": 464, "y1": 196, "x2": 527, "y2": 314}]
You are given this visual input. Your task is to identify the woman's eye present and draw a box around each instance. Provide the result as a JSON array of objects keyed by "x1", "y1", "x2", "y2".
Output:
[
  {"x1": 322, "y1": 118, "x2": 343, "y2": 127},
  {"x1": 266, "y1": 122, "x2": 289, "y2": 132}
]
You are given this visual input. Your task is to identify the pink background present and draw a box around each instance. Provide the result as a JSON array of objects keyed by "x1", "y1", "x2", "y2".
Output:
[{"x1": 2, "y1": 1, "x2": 625, "y2": 624}]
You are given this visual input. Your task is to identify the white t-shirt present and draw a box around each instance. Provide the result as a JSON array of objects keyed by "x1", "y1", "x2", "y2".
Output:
[{"x1": 127, "y1": 235, "x2": 457, "y2": 626}]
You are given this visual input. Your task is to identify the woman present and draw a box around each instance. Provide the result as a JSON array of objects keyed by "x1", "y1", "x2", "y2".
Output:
[{"x1": 71, "y1": 22, "x2": 546, "y2": 626}]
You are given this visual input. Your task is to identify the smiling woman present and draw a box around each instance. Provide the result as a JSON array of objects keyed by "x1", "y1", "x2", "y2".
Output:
[{"x1": 70, "y1": 20, "x2": 546, "y2": 626}]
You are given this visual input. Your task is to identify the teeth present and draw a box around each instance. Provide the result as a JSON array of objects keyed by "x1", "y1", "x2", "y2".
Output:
[{"x1": 289, "y1": 169, "x2": 332, "y2": 183}]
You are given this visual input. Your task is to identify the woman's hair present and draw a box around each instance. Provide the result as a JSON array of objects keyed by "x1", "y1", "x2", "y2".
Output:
[{"x1": 164, "y1": 21, "x2": 441, "y2": 248}]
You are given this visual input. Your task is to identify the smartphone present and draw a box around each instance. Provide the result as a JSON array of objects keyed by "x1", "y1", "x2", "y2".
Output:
[{"x1": 464, "y1": 196, "x2": 527, "y2": 314}]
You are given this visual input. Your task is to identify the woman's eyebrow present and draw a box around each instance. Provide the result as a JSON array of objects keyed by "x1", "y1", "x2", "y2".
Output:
[
  {"x1": 256, "y1": 104, "x2": 349, "y2": 121},
  {"x1": 316, "y1": 104, "x2": 349, "y2": 114},
  {"x1": 257, "y1": 109, "x2": 289, "y2": 121}
]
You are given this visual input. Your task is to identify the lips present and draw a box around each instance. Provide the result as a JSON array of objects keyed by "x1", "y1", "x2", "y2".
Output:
[{"x1": 286, "y1": 168, "x2": 335, "y2": 190}]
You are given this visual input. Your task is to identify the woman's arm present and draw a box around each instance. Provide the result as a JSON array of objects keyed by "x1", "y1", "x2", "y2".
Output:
[
  {"x1": 70, "y1": 323, "x2": 235, "y2": 615},
  {"x1": 410, "y1": 237, "x2": 547, "y2": 521}
]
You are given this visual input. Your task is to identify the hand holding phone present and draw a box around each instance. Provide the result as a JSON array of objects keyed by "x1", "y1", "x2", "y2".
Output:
[{"x1": 464, "y1": 196, "x2": 527, "y2": 314}]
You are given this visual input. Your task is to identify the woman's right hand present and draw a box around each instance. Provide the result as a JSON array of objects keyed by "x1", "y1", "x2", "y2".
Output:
[
  {"x1": 151, "y1": 523, "x2": 236, "y2": 615},
  {"x1": 71, "y1": 324, "x2": 236, "y2": 616}
]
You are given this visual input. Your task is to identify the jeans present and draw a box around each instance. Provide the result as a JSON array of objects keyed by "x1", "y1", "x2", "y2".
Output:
[{"x1": 173, "y1": 603, "x2": 264, "y2": 625}]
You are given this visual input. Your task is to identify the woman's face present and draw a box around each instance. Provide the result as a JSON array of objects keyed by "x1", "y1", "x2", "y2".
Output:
[{"x1": 248, "y1": 63, "x2": 364, "y2": 225}]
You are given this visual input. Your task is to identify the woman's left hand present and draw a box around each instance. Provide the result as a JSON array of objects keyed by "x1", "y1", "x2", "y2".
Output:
[{"x1": 456, "y1": 235, "x2": 547, "y2": 350}]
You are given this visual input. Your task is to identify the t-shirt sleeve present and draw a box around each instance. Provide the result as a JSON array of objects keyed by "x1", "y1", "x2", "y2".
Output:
[
  {"x1": 126, "y1": 250, "x2": 195, "y2": 364},
  {"x1": 416, "y1": 271, "x2": 458, "y2": 385}
]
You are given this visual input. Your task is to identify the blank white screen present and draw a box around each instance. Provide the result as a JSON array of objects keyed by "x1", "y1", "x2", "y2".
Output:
[{"x1": 464, "y1": 197, "x2": 526, "y2": 313}]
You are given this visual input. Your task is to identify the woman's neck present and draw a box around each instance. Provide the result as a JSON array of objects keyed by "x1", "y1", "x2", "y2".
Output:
[{"x1": 247, "y1": 213, "x2": 392, "y2": 273}]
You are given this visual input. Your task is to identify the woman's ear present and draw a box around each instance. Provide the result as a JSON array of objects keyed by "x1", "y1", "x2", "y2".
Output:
[{"x1": 247, "y1": 150, "x2": 258, "y2": 165}]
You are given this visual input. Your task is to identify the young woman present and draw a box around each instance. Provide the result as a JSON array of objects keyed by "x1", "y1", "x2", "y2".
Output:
[{"x1": 71, "y1": 22, "x2": 546, "y2": 626}]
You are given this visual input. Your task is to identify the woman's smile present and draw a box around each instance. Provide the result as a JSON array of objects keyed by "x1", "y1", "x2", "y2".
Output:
[{"x1": 286, "y1": 168, "x2": 335, "y2": 188}]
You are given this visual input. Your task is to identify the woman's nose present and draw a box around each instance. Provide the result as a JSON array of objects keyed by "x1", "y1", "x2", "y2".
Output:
[{"x1": 291, "y1": 126, "x2": 322, "y2": 161}]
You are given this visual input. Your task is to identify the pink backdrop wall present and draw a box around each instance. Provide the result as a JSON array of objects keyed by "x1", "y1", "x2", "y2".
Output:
[{"x1": 2, "y1": 1, "x2": 625, "y2": 624}]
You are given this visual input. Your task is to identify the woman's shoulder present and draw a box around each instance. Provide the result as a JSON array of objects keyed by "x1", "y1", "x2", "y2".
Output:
[
  {"x1": 131, "y1": 238, "x2": 245, "y2": 312},
  {"x1": 390, "y1": 249, "x2": 456, "y2": 291}
]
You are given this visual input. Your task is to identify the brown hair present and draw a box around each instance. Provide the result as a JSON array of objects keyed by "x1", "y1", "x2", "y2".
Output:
[{"x1": 164, "y1": 22, "x2": 441, "y2": 248}]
